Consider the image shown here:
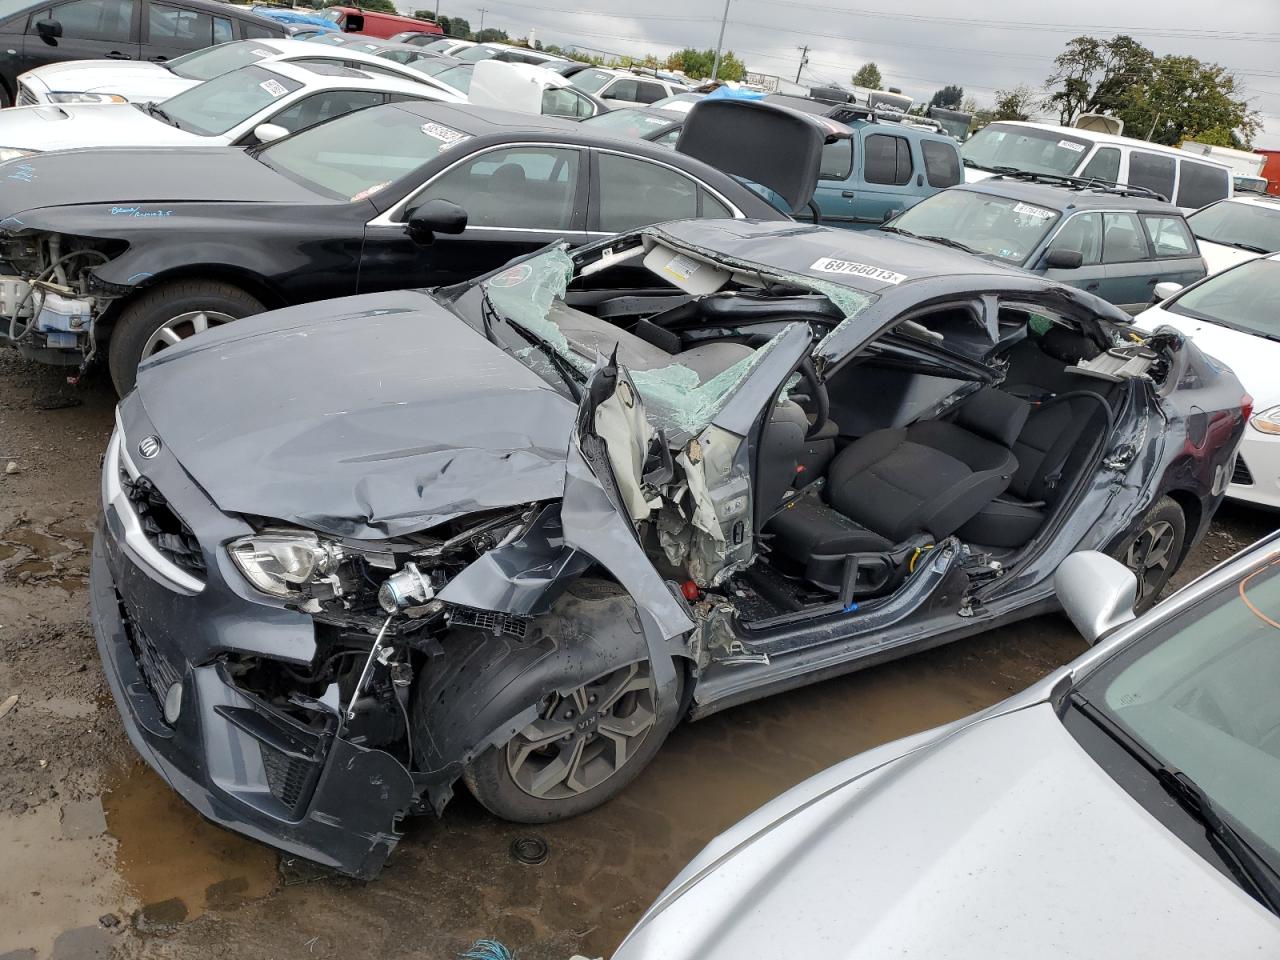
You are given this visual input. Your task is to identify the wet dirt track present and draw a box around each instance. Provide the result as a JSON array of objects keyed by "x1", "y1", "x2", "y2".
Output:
[{"x1": 1, "y1": 351, "x2": 1275, "y2": 960}]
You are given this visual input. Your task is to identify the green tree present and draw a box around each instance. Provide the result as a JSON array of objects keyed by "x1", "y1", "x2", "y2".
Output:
[
  {"x1": 992, "y1": 85, "x2": 1036, "y2": 121},
  {"x1": 324, "y1": 0, "x2": 395, "y2": 10},
  {"x1": 666, "y1": 48, "x2": 745, "y2": 81},
  {"x1": 929, "y1": 85, "x2": 963, "y2": 110},
  {"x1": 448, "y1": 16, "x2": 470, "y2": 38},
  {"x1": 851, "y1": 62, "x2": 882, "y2": 90},
  {"x1": 1043, "y1": 35, "x2": 1152, "y2": 124},
  {"x1": 475, "y1": 26, "x2": 507, "y2": 43}
]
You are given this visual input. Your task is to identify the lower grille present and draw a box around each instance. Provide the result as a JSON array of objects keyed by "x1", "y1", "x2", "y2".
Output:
[
  {"x1": 448, "y1": 605, "x2": 529, "y2": 639},
  {"x1": 15, "y1": 83, "x2": 37, "y2": 106},
  {"x1": 1232, "y1": 455, "x2": 1255, "y2": 486},
  {"x1": 119, "y1": 471, "x2": 206, "y2": 576},
  {"x1": 120, "y1": 599, "x2": 183, "y2": 714},
  {"x1": 259, "y1": 742, "x2": 320, "y2": 815}
]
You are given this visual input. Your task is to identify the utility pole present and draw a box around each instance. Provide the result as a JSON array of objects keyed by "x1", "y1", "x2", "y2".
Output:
[
  {"x1": 478, "y1": 6, "x2": 487, "y2": 35},
  {"x1": 432, "y1": 0, "x2": 439, "y2": 23},
  {"x1": 710, "y1": 0, "x2": 731, "y2": 82},
  {"x1": 795, "y1": 44, "x2": 809, "y2": 83}
]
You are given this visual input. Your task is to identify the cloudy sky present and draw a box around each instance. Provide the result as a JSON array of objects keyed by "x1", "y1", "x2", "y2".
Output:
[{"x1": 412, "y1": 0, "x2": 1280, "y2": 149}]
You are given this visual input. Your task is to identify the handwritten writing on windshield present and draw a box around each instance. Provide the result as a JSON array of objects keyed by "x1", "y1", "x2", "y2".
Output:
[{"x1": 109, "y1": 206, "x2": 174, "y2": 218}]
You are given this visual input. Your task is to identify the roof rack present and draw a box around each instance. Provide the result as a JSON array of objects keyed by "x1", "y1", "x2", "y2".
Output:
[{"x1": 988, "y1": 169, "x2": 1169, "y2": 203}]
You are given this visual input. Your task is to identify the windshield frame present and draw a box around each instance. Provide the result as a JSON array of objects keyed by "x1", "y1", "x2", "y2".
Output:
[
  {"x1": 1188, "y1": 199, "x2": 1280, "y2": 255},
  {"x1": 160, "y1": 63, "x2": 303, "y2": 137},
  {"x1": 166, "y1": 40, "x2": 279, "y2": 82},
  {"x1": 962, "y1": 122, "x2": 1092, "y2": 177},
  {"x1": 889, "y1": 187, "x2": 1062, "y2": 266}
]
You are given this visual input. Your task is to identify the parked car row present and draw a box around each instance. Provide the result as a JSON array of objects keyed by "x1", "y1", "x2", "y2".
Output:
[{"x1": 0, "y1": 38, "x2": 1269, "y2": 947}]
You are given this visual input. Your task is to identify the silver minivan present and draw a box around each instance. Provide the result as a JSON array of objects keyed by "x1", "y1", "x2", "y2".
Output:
[{"x1": 963, "y1": 121, "x2": 1233, "y2": 212}]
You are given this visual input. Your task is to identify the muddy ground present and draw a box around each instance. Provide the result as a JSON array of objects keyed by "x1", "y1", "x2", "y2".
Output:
[{"x1": 1, "y1": 350, "x2": 1275, "y2": 960}]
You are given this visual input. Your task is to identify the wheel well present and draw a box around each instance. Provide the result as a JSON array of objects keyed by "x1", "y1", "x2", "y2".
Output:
[
  {"x1": 1164, "y1": 488, "x2": 1202, "y2": 570},
  {"x1": 133, "y1": 266, "x2": 286, "y2": 312}
]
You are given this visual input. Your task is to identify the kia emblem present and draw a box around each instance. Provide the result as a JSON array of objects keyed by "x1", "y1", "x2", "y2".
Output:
[{"x1": 137, "y1": 436, "x2": 162, "y2": 460}]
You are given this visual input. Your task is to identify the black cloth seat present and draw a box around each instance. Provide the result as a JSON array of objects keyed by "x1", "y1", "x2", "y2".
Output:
[
  {"x1": 767, "y1": 387, "x2": 1029, "y2": 585},
  {"x1": 958, "y1": 394, "x2": 1104, "y2": 548}
]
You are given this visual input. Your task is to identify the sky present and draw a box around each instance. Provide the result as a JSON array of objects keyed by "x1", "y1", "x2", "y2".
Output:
[{"x1": 405, "y1": 0, "x2": 1280, "y2": 149}]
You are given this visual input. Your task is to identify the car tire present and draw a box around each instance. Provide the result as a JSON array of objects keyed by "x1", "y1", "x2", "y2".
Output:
[
  {"x1": 462, "y1": 658, "x2": 685, "y2": 823},
  {"x1": 107, "y1": 280, "x2": 264, "y2": 395},
  {"x1": 1110, "y1": 495, "x2": 1185, "y2": 613}
]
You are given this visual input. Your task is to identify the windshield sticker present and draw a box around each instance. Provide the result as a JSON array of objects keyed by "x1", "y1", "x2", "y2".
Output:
[
  {"x1": 1057, "y1": 139, "x2": 1086, "y2": 153},
  {"x1": 488, "y1": 263, "x2": 534, "y2": 287},
  {"x1": 661, "y1": 253, "x2": 702, "y2": 283},
  {"x1": 809, "y1": 257, "x2": 906, "y2": 285},
  {"x1": 259, "y1": 78, "x2": 289, "y2": 98},
  {"x1": 250, "y1": 48, "x2": 274, "y2": 57},
  {"x1": 420, "y1": 122, "x2": 469, "y2": 148},
  {"x1": 350, "y1": 181, "x2": 389, "y2": 202},
  {"x1": 1013, "y1": 202, "x2": 1055, "y2": 220},
  {"x1": 6, "y1": 163, "x2": 35, "y2": 183},
  {"x1": 109, "y1": 205, "x2": 173, "y2": 218}
]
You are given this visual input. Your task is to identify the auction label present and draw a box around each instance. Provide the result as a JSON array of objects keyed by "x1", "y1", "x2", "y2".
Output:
[
  {"x1": 420, "y1": 122, "x2": 469, "y2": 147},
  {"x1": 810, "y1": 257, "x2": 906, "y2": 285},
  {"x1": 1013, "y1": 201, "x2": 1055, "y2": 220},
  {"x1": 1057, "y1": 139, "x2": 1086, "y2": 152},
  {"x1": 259, "y1": 78, "x2": 289, "y2": 98}
]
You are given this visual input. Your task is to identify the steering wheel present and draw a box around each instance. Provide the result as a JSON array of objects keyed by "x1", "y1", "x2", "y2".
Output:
[{"x1": 796, "y1": 357, "x2": 829, "y2": 440}]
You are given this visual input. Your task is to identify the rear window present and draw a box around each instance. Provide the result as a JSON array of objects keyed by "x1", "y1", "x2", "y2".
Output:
[
  {"x1": 1177, "y1": 160, "x2": 1229, "y2": 209},
  {"x1": 1128, "y1": 151, "x2": 1176, "y2": 201},
  {"x1": 820, "y1": 139, "x2": 853, "y2": 180},
  {"x1": 864, "y1": 133, "x2": 912, "y2": 186},
  {"x1": 921, "y1": 139, "x2": 960, "y2": 187}
]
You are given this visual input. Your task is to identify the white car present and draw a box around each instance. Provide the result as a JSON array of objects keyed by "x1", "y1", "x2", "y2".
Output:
[
  {"x1": 14, "y1": 37, "x2": 462, "y2": 106},
  {"x1": 570, "y1": 67, "x2": 688, "y2": 108},
  {"x1": 613, "y1": 543, "x2": 1280, "y2": 959},
  {"x1": 0, "y1": 59, "x2": 460, "y2": 160},
  {"x1": 1187, "y1": 195, "x2": 1280, "y2": 275},
  {"x1": 452, "y1": 41, "x2": 566, "y2": 68},
  {"x1": 1135, "y1": 254, "x2": 1280, "y2": 508}
]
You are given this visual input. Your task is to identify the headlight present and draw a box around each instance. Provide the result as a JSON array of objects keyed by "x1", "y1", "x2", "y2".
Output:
[
  {"x1": 228, "y1": 530, "x2": 343, "y2": 598},
  {"x1": 1250, "y1": 405, "x2": 1280, "y2": 436},
  {"x1": 0, "y1": 147, "x2": 35, "y2": 162},
  {"x1": 47, "y1": 92, "x2": 127, "y2": 104}
]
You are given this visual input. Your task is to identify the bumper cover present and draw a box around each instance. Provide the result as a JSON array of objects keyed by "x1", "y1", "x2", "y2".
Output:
[{"x1": 92, "y1": 525, "x2": 415, "y2": 879}]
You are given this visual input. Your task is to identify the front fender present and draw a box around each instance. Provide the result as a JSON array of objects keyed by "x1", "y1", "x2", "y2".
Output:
[{"x1": 414, "y1": 583, "x2": 654, "y2": 813}]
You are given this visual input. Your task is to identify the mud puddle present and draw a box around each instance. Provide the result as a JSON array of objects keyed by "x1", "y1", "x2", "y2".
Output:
[{"x1": 0, "y1": 759, "x2": 279, "y2": 957}]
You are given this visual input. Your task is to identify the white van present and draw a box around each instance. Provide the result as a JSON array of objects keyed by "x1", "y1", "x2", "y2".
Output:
[{"x1": 962, "y1": 121, "x2": 1232, "y2": 211}]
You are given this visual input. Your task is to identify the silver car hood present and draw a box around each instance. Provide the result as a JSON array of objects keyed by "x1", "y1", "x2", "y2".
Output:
[
  {"x1": 615, "y1": 703, "x2": 1280, "y2": 958},
  {"x1": 0, "y1": 102, "x2": 205, "y2": 151},
  {"x1": 19, "y1": 61, "x2": 195, "y2": 101}
]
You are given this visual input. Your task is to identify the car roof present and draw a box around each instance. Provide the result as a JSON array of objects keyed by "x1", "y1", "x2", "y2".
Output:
[
  {"x1": 258, "y1": 58, "x2": 446, "y2": 94},
  {"x1": 183, "y1": 0, "x2": 282, "y2": 24},
  {"x1": 653, "y1": 220, "x2": 1033, "y2": 295},
  {"x1": 981, "y1": 120, "x2": 1234, "y2": 170},
  {"x1": 960, "y1": 176, "x2": 1187, "y2": 214}
]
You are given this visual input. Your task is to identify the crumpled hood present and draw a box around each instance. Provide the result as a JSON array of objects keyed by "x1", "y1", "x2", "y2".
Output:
[
  {"x1": 616, "y1": 703, "x2": 1280, "y2": 959},
  {"x1": 134, "y1": 290, "x2": 576, "y2": 539},
  {"x1": 0, "y1": 101, "x2": 209, "y2": 153},
  {"x1": 0, "y1": 146, "x2": 318, "y2": 217},
  {"x1": 18, "y1": 60, "x2": 194, "y2": 101}
]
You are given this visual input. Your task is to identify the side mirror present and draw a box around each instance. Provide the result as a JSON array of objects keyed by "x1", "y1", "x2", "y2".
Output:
[
  {"x1": 1054, "y1": 551, "x2": 1137, "y2": 645},
  {"x1": 35, "y1": 18, "x2": 62, "y2": 41},
  {"x1": 881, "y1": 209, "x2": 899, "y2": 223},
  {"x1": 405, "y1": 198, "x2": 468, "y2": 245},
  {"x1": 253, "y1": 122, "x2": 289, "y2": 144},
  {"x1": 1043, "y1": 248, "x2": 1084, "y2": 270},
  {"x1": 1152, "y1": 281, "x2": 1183, "y2": 302}
]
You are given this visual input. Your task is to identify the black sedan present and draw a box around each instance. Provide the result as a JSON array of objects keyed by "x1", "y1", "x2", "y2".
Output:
[
  {"x1": 91, "y1": 219, "x2": 1248, "y2": 877},
  {"x1": 0, "y1": 100, "x2": 792, "y2": 393}
]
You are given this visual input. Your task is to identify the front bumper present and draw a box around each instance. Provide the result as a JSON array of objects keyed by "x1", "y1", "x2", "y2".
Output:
[
  {"x1": 91, "y1": 394, "x2": 416, "y2": 877},
  {"x1": 1228, "y1": 431, "x2": 1280, "y2": 511}
]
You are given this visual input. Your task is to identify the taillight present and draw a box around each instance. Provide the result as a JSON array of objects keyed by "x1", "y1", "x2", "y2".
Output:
[{"x1": 1241, "y1": 393, "x2": 1254, "y2": 423}]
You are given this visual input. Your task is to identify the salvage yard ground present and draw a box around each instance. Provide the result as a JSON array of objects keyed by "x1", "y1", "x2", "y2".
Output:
[{"x1": 1, "y1": 351, "x2": 1274, "y2": 960}]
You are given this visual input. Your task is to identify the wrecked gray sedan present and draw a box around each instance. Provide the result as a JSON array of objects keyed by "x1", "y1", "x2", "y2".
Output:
[{"x1": 91, "y1": 220, "x2": 1247, "y2": 877}]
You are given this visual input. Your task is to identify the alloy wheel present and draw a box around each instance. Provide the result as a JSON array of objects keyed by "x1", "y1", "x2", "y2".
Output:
[
  {"x1": 506, "y1": 661, "x2": 657, "y2": 801},
  {"x1": 140, "y1": 310, "x2": 235, "y2": 359},
  {"x1": 1125, "y1": 519, "x2": 1176, "y2": 602}
]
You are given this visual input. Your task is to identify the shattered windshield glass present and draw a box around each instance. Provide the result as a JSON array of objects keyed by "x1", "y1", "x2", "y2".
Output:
[{"x1": 481, "y1": 246, "x2": 792, "y2": 435}]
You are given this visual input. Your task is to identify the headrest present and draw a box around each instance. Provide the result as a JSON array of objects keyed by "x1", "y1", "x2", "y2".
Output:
[{"x1": 953, "y1": 387, "x2": 1030, "y2": 449}]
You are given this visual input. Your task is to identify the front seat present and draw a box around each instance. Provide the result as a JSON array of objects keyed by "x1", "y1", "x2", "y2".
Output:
[{"x1": 767, "y1": 387, "x2": 1029, "y2": 592}]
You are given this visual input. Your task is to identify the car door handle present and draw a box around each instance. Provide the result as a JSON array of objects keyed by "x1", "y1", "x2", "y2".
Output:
[
  {"x1": 841, "y1": 190, "x2": 855, "y2": 198},
  {"x1": 105, "y1": 50, "x2": 132, "y2": 59}
]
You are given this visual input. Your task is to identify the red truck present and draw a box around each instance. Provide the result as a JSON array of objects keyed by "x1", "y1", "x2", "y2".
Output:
[
  {"x1": 319, "y1": 6, "x2": 443, "y2": 38},
  {"x1": 1257, "y1": 149, "x2": 1280, "y2": 197}
]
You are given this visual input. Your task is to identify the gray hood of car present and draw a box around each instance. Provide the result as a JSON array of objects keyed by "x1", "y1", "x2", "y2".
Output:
[
  {"x1": 134, "y1": 290, "x2": 576, "y2": 539},
  {"x1": 615, "y1": 702, "x2": 1280, "y2": 959}
]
